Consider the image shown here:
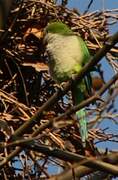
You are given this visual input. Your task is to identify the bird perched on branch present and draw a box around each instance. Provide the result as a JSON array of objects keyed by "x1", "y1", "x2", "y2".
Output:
[{"x1": 43, "y1": 21, "x2": 92, "y2": 147}]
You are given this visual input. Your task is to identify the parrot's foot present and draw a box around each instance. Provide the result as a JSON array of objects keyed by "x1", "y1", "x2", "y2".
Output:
[{"x1": 54, "y1": 82, "x2": 66, "y2": 91}]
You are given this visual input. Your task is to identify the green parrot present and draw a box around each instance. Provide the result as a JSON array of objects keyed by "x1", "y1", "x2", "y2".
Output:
[{"x1": 44, "y1": 22, "x2": 91, "y2": 147}]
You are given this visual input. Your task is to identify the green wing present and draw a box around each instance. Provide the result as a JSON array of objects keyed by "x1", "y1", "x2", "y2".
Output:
[{"x1": 78, "y1": 36, "x2": 90, "y2": 65}]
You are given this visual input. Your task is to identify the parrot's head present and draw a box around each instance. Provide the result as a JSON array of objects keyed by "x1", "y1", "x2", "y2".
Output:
[{"x1": 44, "y1": 22, "x2": 73, "y2": 36}]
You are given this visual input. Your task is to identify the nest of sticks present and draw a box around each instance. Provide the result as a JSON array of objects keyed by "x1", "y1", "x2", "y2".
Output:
[{"x1": 0, "y1": 0, "x2": 118, "y2": 179}]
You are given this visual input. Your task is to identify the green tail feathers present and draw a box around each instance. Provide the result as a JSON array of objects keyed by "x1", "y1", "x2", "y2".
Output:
[
  {"x1": 76, "y1": 109, "x2": 88, "y2": 147},
  {"x1": 72, "y1": 81, "x2": 89, "y2": 147}
]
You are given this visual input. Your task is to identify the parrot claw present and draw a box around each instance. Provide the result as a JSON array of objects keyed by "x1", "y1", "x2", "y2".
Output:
[{"x1": 54, "y1": 82, "x2": 66, "y2": 91}]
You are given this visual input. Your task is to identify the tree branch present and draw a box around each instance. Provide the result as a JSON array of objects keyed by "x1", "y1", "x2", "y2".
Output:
[
  {"x1": 1, "y1": 139, "x2": 118, "y2": 176},
  {"x1": 3, "y1": 139, "x2": 118, "y2": 176},
  {"x1": 31, "y1": 71, "x2": 118, "y2": 137}
]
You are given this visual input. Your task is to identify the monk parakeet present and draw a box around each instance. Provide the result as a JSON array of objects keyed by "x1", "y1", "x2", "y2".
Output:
[{"x1": 44, "y1": 22, "x2": 91, "y2": 147}]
